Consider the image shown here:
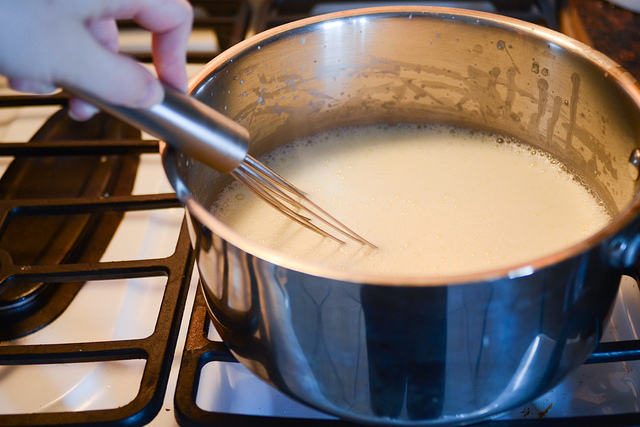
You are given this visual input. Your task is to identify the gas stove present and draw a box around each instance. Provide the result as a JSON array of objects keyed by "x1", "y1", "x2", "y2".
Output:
[{"x1": 1, "y1": 1, "x2": 640, "y2": 426}]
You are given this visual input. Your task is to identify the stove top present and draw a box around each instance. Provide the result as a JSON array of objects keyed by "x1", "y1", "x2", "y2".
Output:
[{"x1": 1, "y1": 1, "x2": 640, "y2": 426}]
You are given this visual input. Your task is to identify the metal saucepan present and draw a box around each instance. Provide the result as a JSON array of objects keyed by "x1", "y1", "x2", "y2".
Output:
[{"x1": 161, "y1": 7, "x2": 640, "y2": 425}]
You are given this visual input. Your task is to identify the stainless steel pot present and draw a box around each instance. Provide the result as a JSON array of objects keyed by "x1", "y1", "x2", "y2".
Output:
[{"x1": 161, "y1": 7, "x2": 640, "y2": 425}]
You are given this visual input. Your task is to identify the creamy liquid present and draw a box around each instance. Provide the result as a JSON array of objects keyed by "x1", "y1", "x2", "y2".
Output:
[{"x1": 213, "y1": 124, "x2": 612, "y2": 276}]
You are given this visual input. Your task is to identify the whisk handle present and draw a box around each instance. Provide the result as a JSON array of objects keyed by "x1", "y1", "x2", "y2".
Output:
[{"x1": 65, "y1": 84, "x2": 249, "y2": 174}]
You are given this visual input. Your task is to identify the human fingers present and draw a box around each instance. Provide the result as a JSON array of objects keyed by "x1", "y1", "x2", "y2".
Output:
[
  {"x1": 0, "y1": 0, "x2": 192, "y2": 113},
  {"x1": 52, "y1": 23, "x2": 164, "y2": 110},
  {"x1": 83, "y1": 0, "x2": 192, "y2": 91},
  {"x1": 127, "y1": 0, "x2": 193, "y2": 91},
  {"x1": 55, "y1": 0, "x2": 192, "y2": 110},
  {"x1": 64, "y1": 0, "x2": 191, "y2": 120},
  {"x1": 86, "y1": 16, "x2": 120, "y2": 54},
  {"x1": 63, "y1": 17, "x2": 119, "y2": 120},
  {"x1": 58, "y1": 17, "x2": 118, "y2": 121}
]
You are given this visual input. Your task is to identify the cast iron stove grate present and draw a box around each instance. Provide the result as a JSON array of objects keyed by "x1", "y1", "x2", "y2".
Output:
[{"x1": 0, "y1": 93, "x2": 195, "y2": 426}]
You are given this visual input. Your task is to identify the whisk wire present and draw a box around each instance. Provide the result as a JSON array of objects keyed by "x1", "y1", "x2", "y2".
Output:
[
  {"x1": 232, "y1": 167, "x2": 342, "y2": 243},
  {"x1": 233, "y1": 155, "x2": 377, "y2": 248}
]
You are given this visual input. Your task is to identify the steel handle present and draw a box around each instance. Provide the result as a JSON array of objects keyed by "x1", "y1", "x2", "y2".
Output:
[{"x1": 65, "y1": 84, "x2": 249, "y2": 174}]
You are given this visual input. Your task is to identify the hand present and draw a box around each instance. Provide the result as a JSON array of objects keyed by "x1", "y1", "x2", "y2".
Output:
[{"x1": 0, "y1": 0, "x2": 193, "y2": 120}]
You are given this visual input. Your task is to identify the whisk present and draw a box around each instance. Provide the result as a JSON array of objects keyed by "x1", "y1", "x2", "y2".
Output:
[{"x1": 65, "y1": 84, "x2": 375, "y2": 248}]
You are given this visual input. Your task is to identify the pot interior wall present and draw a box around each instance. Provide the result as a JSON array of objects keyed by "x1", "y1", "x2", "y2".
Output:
[{"x1": 182, "y1": 9, "x2": 640, "y2": 218}]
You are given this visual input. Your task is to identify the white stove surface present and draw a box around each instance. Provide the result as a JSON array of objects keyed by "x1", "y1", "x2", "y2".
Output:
[{"x1": 0, "y1": 63, "x2": 639, "y2": 426}]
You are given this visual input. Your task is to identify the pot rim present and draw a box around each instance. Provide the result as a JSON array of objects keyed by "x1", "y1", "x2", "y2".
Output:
[{"x1": 164, "y1": 6, "x2": 640, "y2": 286}]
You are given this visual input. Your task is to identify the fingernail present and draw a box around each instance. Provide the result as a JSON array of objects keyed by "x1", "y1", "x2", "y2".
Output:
[
  {"x1": 68, "y1": 109, "x2": 89, "y2": 122},
  {"x1": 68, "y1": 100, "x2": 99, "y2": 121}
]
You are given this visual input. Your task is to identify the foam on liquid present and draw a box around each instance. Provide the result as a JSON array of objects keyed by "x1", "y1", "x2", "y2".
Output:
[{"x1": 213, "y1": 124, "x2": 612, "y2": 276}]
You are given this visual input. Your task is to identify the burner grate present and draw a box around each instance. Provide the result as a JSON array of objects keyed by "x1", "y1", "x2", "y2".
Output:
[
  {"x1": 0, "y1": 216, "x2": 194, "y2": 426},
  {"x1": 0, "y1": 105, "x2": 145, "y2": 340},
  {"x1": 0, "y1": 94, "x2": 195, "y2": 426}
]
